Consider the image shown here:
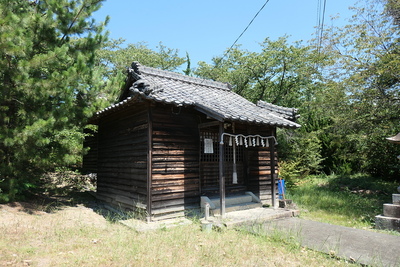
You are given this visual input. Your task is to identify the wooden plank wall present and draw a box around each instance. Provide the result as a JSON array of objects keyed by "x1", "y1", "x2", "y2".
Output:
[
  {"x1": 96, "y1": 103, "x2": 149, "y2": 211},
  {"x1": 200, "y1": 162, "x2": 245, "y2": 194},
  {"x1": 92, "y1": 101, "x2": 279, "y2": 218},
  {"x1": 150, "y1": 105, "x2": 200, "y2": 220},
  {"x1": 246, "y1": 126, "x2": 279, "y2": 205},
  {"x1": 199, "y1": 125, "x2": 246, "y2": 195}
]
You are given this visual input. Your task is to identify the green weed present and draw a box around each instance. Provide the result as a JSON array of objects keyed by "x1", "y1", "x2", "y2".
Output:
[
  {"x1": 0, "y1": 202, "x2": 358, "y2": 266},
  {"x1": 288, "y1": 174, "x2": 398, "y2": 229}
]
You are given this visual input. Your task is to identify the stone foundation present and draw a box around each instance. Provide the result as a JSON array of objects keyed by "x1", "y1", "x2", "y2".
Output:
[{"x1": 375, "y1": 194, "x2": 400, "y2": 232}]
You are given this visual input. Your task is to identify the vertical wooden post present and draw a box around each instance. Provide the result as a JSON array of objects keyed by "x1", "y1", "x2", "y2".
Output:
[
  {"x1": 146, "y1": 105, "x2": 153, "y2": 222},
  {"x1": 270, "y1": 138, "x2": 276, "y2": 208},
  {"x1": 219, "y1": 122, "x2": 226, "y2": 217}
]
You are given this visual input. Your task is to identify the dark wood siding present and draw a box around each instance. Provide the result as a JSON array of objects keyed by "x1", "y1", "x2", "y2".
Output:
[
  {"x1": 200, "y1": 162, "x2": 245, "y2": 194},
  {"x1": 96, "y1": 103, "x2": 149, "y2": 211},
  {"x1": 246, "y1": 126, "x2": 279, "y2": 204},
  {"x1": 91, "y1": 100, "x2": 280, "y2": 219},
  {"x1": 199, "y1": 125, "x2": 246, "y2": 195},
  {"x1": 150, "y1": 105, "x2": 200, "y2": 220}
]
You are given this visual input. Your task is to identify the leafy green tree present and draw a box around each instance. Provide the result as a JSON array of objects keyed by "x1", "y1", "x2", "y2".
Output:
[
  {"x1": 195, "y1": 37, "x2": 331, "y2": 178},
  {"x1": 0, "y1": 0, "x2": 111, "y2": 201},
  {"x1": 386, "y1": 0, "x2": 400, "y2": 25},
  {"x1": 97, "y1": 39, "x2": 187, "y2": 80},
  {"x1": 195, "y1": 37, "x2": 327, "y2": 109},
  {"x1": 320, "y1": 0, "x2": 400, "y2": 178},
  {"x1": 91, "y1": 39, "x2": 189, "y2": 108},
  {"x1": 194, "y1": 0, "x2": 400, "y2": 180}
]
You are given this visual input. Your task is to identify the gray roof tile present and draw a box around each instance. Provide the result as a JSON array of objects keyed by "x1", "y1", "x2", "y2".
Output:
[
  {"x1": 95, "y1": 62, "x2": 301, "y2": 129},
  {"x1": 257, "y1": 100, "x2": 300, "y2": 121}
]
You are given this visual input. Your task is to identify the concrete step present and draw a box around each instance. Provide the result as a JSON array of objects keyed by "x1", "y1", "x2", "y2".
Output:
[
  {"x1": 210, "y1": 195, "x2": 253, "y2": 208},
  {"x1": 200, "y1": 192, "x2": 262, "y2": 217},
  {"x1": 383, "y1": 203, "x2": 400, "y2": 218},
  {"x1": 375, "y1": 215, "x2": 400, "y2": 232},
  {"x1": 393, "y1": 194, "x2": 400, "y2": 205},
  {"x1": 212, "y1": 202, "x2": 262, "y2": 216}
]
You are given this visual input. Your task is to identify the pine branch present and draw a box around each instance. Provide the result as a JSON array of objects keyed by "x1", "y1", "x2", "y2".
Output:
[{"x1": 59, "y1": 2, "x2": 86, "y2": 44}]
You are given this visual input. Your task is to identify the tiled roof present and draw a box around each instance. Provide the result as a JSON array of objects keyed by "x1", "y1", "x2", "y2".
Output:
[
  {"x1": 94, "y1": 62, "x2": 301, "y2": 129},
  {"x1": 257, "y1": 100, "x2": 299, "y2": 121}
]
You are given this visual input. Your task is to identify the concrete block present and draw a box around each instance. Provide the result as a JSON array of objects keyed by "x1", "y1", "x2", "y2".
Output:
[
  {"x1": 383, "y1": 203, "x2": 400, "y2": 218},
  {"x1": 393, "y1": 194, "x2": 400, "y2": 204},
  {"x1": 225, "y1": 195, "x2": 252, "y2": 206},
  {"x1": 201, "y1": 219, "x2": 213, "y2": 232},
  {"x1": 375, "y1": 215, "x2": 400, "y2": 232},
  {"x1": 245, "y1": 191, "x2": 261, "y2": 203},
  {"x1": 201, "y1": 196, "x2": 215, "y2": 210},
  {"x1": 279, "y1": 199, "x2": 293, "y2": 208},
  {"x1": 209, "y1": 195, "x2": 253, "y2": 208},
  {"x1": 212, "y1": 202, "x2": 262, "y2": 215}
]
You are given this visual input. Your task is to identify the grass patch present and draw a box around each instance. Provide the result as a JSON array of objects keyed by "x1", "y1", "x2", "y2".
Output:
[
  {"x1": 0, "y1": 204, "x2": 358, "y2": 266},
  {"x1": 0, "y1": 172, "x2": 359, "y2": 267},
  {"x1": 1, "y1": 172, "x2": 395, "y2": 265},
  {"x1": 287, "y1": 173, "x2": 399, "y2": 230}
]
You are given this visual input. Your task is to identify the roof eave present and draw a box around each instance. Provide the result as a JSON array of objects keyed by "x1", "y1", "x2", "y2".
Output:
[{"x1": 193, "y1": 105, "x2": 224, "y2": 122}]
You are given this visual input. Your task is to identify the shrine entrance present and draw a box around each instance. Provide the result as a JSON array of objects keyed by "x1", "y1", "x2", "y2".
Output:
[
  {"x1": 199, "y1": 129, "x2": 246, "y2": 196},
  {"x1": 198, "y1": 122, "x2": 279, "y2": 216}
]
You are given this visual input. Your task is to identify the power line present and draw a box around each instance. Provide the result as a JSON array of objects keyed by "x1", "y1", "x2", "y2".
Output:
[
  {"x1": 316, "y1": 0, "x2": 321, "y2": 36},
  {"x1": 316, "y1": 0, "x2": 327, "y2": 55},
  {"x1": 216, "y1": 0, "x2": 270, "y2": 67},
  {"x1": 195, "y1": 0, "x2": 270, "y2": 88}
]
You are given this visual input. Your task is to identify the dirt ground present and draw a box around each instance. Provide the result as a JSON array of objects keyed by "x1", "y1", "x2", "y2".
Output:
[
  {"x1": 1, "y1": 195, "x2": 361, "y2": 267},
  {"x1": 0, "y1": 194, "x2": 109, "y2": 266},
  {"x1": 0, "y1": 200, "x2": 108, "y2": 228}
]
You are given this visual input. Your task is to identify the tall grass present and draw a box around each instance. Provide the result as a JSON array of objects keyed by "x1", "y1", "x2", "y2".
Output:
[
  {"x1": 287, "y1": 173, "x2": 398, "y2": 229},
  {"x1": 0, "y1": 209, "x2": 357, "y2": 267},
  {"x1": 1, "y1": 173, "x2": 394, "y2": 266}
]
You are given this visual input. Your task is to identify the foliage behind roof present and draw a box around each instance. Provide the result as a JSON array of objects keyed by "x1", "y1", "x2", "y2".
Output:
[{"x1": 95, "y1": 62, "x2": 301, "y2": 129}]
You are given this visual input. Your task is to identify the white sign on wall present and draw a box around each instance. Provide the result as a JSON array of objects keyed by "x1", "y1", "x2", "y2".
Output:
[{"x1": 204, "y1": 138, "x2": 214, "y2": 154}]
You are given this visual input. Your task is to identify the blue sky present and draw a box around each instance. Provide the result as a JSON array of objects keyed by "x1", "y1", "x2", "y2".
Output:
[{"x1": 93, "y1": 0, "x2": 356, "y2": 67}]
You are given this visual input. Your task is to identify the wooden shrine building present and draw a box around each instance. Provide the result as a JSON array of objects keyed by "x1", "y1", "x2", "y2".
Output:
[{"x1": 84, "y1": 62, "x2": 300, "y2": 221}]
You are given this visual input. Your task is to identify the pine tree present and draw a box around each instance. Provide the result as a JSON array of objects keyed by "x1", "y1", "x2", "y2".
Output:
[{"x1": 0, "y1": 0, "x2": 109, "y2": 201}]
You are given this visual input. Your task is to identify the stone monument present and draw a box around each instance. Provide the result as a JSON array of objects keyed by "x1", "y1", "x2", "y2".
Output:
[{"x1": 374, "y1": 133, "x2": 400, "y2": 231}]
